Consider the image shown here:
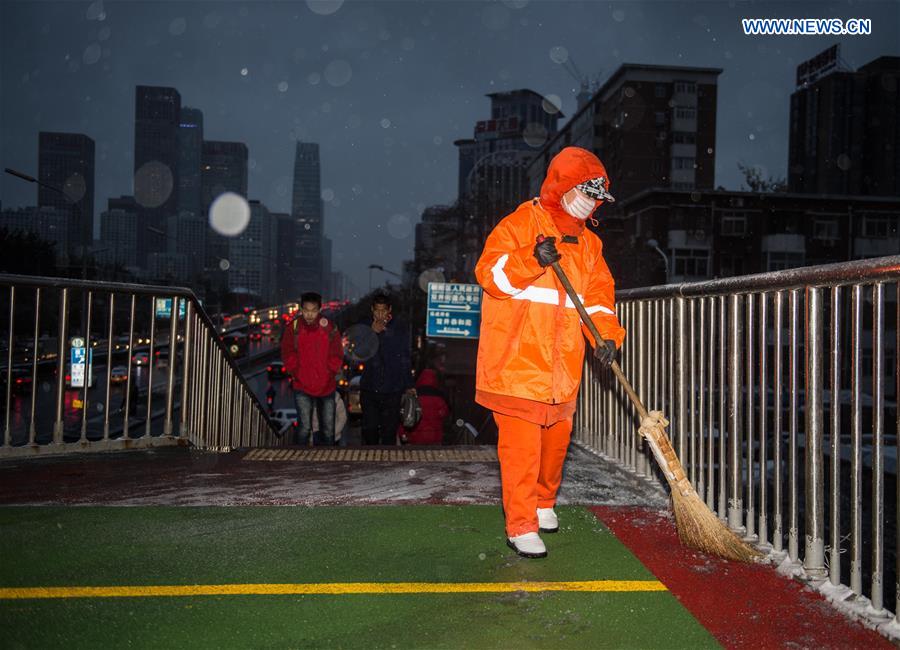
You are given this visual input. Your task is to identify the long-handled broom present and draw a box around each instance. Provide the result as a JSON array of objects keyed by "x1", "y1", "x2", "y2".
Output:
[{"x1": 540, "y1": 237, "x2": 760, "y2": 562}]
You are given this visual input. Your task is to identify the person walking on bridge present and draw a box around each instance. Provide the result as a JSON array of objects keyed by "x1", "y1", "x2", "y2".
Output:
[
  {"x1": 281, "y1": 292, "x2": 344, "y2": 446},
  {"x1": 474, "y1": 146, "x2": 626, "y2": 559}
]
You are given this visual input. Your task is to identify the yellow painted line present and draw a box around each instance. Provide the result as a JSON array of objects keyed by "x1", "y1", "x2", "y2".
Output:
[{"x1": 0, "y1": 580, "x2": 666, "y2": 599}]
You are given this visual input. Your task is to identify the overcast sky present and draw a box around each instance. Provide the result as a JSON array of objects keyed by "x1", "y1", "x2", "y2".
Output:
[{"x1": 2, "y1": 0, "x2": 898, "y2": 293}]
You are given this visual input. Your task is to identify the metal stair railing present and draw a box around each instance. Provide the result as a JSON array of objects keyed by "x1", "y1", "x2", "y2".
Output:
[
  {"x1": 0, "y1": 273, "x2": 284, "y2": 457},
  {"x1": 574, "y1": 254, "x2": 900, "y2": 633}
]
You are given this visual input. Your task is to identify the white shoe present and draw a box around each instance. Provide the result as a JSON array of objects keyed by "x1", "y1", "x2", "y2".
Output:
[
  {"x1": 537, "y1": 508, "x2": 559, "y2": 533},
  {"x1": 506, "y1": 531, "x2": 547, "y2": 558}
]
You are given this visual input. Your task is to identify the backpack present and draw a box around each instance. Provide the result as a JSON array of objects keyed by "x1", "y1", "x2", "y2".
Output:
[{"x1": 400, "y1": 391, "x2": 422, "y2": 429}]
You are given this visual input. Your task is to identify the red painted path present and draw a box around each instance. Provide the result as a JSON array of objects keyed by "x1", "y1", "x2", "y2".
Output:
[{"x1": 593, "y1": 506, "x2": 891, "y2": 649}]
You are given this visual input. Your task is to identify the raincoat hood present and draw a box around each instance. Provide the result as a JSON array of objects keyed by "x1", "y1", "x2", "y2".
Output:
[
  {"x1": 416, "y1": 368, "x2": 439, "y2": 388},
  {"x1": 539, "y1": 146, "x2": 611, "y2": 237}
]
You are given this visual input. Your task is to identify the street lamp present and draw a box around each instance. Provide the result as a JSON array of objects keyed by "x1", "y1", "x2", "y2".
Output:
[
  {"x1": 368, "y1": 263, "x2": 401, "y2": 284},
  {"x1": 5, "y1": 167, "x2": 88, "y2": 280},
  {"x1": 646, "y1": 238, "x2": 670, "y2": 283}
]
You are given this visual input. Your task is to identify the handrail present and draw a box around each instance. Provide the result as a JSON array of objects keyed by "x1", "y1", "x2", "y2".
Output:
[
  {"x1": 0, "y1": 273, "x2": 282, "y2": 455},
  {"x1": 617, "y1": 255, "x2": 900, "y2": 300},
  {"x1": 576, "y1": 253, "x2": 900, "y2": 638}
]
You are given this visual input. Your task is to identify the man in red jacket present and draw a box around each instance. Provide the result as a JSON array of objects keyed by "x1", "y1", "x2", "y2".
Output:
[{"x1": 281, "y1": 292, "x2": 344, "y2": 446}]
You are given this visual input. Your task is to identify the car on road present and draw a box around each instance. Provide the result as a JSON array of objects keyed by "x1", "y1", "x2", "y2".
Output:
[
  {"x1": 2, "y1": 367, "x2": 33, "y2": 393},
  {"x1": 110, "y1": 366, "x2": 129, "y2": 384},
  {"x1": 248, "y1": 330, "x2": 263, "y2": 342},
  {"x1": 267, "y1": 361, "x2": 288, "y2": 380},
  {"x1": 271, "y1": 408, "x2": 297, "y2": 436},
  {"x1": 132, "y1": 352, "x2": 150, "y2": 366}
]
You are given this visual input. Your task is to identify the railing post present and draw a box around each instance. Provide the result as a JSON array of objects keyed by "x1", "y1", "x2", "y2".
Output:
[
  {"x1": 717, "y1": 294, "x2": 727, "y2": 520},
  {"x1": 788, "y1": 289, "x2": 800, "y2": 562},
  {"x1": 53, "y1": 288, "x2": 68, "y2": 445},
  {"x1": 745, "y1": 293, "x2": 756, "y2": 541},
  {"x1": 727, "y1": 293, "x2": 744, "y2": 533},
  {"x1": 871, "y1": 282, "x2": 885, "y2": 612},
  {"x1": 164, "y1": 296, "x2": 179, "y2": 436},
  {"x1": 4, "y1": 286, "x2": 14, "y2": 447},
  {"x1": 675, "y1": 296, "x2": 687, "y2": 470},
  {"x1": 850, "y1": 284, "x2": 862, "y2": 593},
  {"x1": 103, "y1": 293, "x2": 114, "y2": 441},
  {"x1": 773, "y1": 291, "x2": 784, "y2": 553},
  {"x1": 829, "y1": 286, "x2": 841, "y2": 585},
  {"x1": 804, "y1": 286, "x2": 826, "y2": 578},
  {"x1": 757, "y1": 291, "x2": 768, "y2": 547},
  {"x1": 179, "y1": 301, "x2": 193, "y2": 438}
]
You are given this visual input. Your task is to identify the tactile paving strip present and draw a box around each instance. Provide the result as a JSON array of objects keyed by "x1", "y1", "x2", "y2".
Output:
[{"x1": 243, "y1": 448, "x2": 498, "y2": 462}]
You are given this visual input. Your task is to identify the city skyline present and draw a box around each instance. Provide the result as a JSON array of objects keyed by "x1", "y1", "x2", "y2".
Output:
[{"x1": 2, "y1": 0, "x2": 898, "y2": 291}]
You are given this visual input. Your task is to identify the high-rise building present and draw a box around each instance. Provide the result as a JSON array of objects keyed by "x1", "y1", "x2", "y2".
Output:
[
  {"x1": 177, "y1": 107, "x2": 204, "y2": 216},
  {"x1": 37, "y1": 132, "x2": 95, "y2": 263},
  {"x1": 451, "y1": 90, "x2": 564, "y2": 280},
  {"x1": 98, "y1": 196, "x2": 139, "y2": 271},
  {"x1": 526, "y1": 63, "x2": 722, "y2": 201},
  {"x1": 134, "y1": 85, "x2": 181, "y2": 263},
  {"x1": 201, "y1": 140, "x2": 248, "y2": 274},
  {"x1": 454, "y1": 90, "x2": 562, "y2": 219},
  {"x1": 321, "y1": 236, "x2": 333, "y2": 297},
  {"x1": 273, "y1": 212, "x2": 296, "y2": 302},
  {"x1": 291, "y1": 141, "x2": 324, "y2": 294},
  {"x1": 788, "y1": 46, "x2": 900, "y2": 196},
  {"x1": 227, "y1": 200, "x2": 277, "y2": 303}
]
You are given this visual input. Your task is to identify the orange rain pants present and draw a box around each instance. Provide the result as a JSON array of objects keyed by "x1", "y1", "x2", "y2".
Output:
[{"x1": 494, "y1": 411, "x2": 573, "y2": 538}]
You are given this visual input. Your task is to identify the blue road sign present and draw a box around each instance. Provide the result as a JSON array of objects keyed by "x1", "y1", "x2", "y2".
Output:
[
  {"x1": 426, "y1": 282, "x2": 482, "y2": 339},
  {"x1": 69, "y1": 346, "x2": 92, "y2": 388},
  {"x1": 155, "y1": 298, "x2": 187, "y2": 319}
]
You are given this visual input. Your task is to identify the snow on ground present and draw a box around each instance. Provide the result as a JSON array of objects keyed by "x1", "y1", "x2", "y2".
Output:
[{"x1": 0, "y1": 443, "x2": 668, "y2": 508}]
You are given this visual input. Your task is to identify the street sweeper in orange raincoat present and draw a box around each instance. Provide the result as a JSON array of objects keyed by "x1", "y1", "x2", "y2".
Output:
[{"x1": 474, "y1": 146, "x2": 626, "y2": 558}]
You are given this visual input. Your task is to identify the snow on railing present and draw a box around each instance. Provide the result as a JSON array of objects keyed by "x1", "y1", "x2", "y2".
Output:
[{"x1": 574, "y1": 255, "x2": 900, "y2": 637}]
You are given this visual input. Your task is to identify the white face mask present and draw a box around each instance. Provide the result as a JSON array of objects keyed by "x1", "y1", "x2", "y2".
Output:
[{"x1": 561, "y1": 190, "x2": 596, "y2": 220}]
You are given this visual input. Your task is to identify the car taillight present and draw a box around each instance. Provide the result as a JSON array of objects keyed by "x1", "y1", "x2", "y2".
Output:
[{"x1": 267, "y1": 366, "x2": 272, "y2": 372}]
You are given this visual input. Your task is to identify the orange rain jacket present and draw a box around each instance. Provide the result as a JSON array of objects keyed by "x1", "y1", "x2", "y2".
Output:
[{"x1": 474, "y1": 147, "x2": 626, "y2": 411}]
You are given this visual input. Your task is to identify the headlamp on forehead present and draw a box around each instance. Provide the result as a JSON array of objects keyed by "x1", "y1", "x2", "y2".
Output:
[{"x1": 576, "y1": 177, "x2": 615, "y2": 203}]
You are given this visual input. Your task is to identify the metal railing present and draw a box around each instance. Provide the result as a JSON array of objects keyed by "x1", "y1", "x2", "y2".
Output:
[
  {"x1": 575, "y1": 255, "x2": 900, "y2": 633},
  {"x1": 0, "y1": 274, "x2": 283, "y2": 457}
]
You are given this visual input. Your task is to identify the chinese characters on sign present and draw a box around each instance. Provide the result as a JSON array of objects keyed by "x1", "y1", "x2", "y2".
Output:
[{"x1": 426, "y1": 282, "x2": 482, "y2": 339}]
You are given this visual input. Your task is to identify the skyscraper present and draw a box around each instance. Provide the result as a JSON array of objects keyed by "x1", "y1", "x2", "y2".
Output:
[
  {"x1": 273, "y1": 212, "x2": 296, "y2": 302},
  {"x1": 228, "y1": 200, "x2": 277, "y2": 303},
  {"x1": 201, "y1": 140, "x2": 248, "y2": 274},
  {"x1": 177, "y1": 107, "x2": 204, "y2": 216},
  {"x1": 291, "y1": 141, "x2": 324, "y2": 294},
  {"x1": 98, "y1": 196, "x2": 138, "y2": 272},
  {"x1": 37, "y1": 131, "x2": 95, "y2": 262},
  {"x1": 788, "y1": 47, "x2": 900, "y2": 196},
  {"x1": 134, "y1": 85, "x2": 181, "y2": 264},
  {"x1": 526, "y1": 63, "x2": 722, "y2": 202}
]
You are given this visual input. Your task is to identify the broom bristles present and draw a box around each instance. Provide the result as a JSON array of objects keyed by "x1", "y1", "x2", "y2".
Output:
[
  {"x1": 639, "y1": 412, "x2": 762, "y2": 563},
  {"x1": 670, "y1": 484, "x2": 762, "y2": 563}
]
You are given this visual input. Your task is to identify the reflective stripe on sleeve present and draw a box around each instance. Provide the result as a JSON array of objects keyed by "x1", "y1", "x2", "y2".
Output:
[
  {"x1": 586, "y1": 304, "x2": 616, "y2": 316},
  {"x1": 491, "y1": 254, "x2": 524, "y2": 296}
]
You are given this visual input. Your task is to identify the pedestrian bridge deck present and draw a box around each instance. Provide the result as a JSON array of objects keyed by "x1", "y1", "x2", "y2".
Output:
[{"x1": 0, "y1": 445, "x2": 889, "y2": 648}]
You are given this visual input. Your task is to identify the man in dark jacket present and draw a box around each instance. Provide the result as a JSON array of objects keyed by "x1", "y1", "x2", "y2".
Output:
[
  {"x1": 281, "y1": 292, "x2": 344, "y2": 446},
  {"x1": 360, "y1": 293, "x2": 415, "y2": 445}
]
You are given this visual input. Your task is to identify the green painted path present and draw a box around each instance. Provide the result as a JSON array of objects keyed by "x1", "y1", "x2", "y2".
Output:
[{"x1": 0, "y1": 506, "x2": 717, "y2": 649}]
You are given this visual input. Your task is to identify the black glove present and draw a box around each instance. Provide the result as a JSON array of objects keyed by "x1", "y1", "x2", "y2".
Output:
[
  {"x1": 533, "y1": 236, "x2": 561, "y2": 267},
  {"x1": 594, "y1": 339, "x2": 618, "y2": 368}
]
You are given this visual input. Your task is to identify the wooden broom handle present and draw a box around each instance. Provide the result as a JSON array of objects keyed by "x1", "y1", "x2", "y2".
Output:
[{"x1": 537, "y1": 235, "x2": 649, "y2": 421}]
